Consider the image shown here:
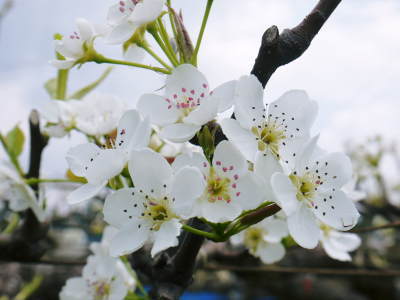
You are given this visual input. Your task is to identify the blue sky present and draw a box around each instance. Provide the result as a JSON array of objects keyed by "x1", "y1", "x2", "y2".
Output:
[{"x1": 0, "y1": 0, "x2": 399, "y2": 176}]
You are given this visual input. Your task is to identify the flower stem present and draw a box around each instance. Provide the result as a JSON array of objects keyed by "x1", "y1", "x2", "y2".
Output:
[
  {"x1": 2, "y1": 213, "x2": 20, "y2": 235},
  {"x1": 92, "y1": 54, "x2": 171, "y2": 74},
  {"x1": 0, "y1": 133, "x2": 24, "y2": 177},
  {"x1": 157, "y1": 18, "x2": 178, "y2": 64},
  {"x1": 166, "y1": 0, "x2": 178, "y2": 46},
  {"x1": 56, "y1": 69, "x2": 69, "y2": 100},
  {"x1": 14, "y1": 275, "x2": 43, "y2": 300},
  {"x1": 148, "y1": 29, "x2": 179, "y2": 67},
  {"x1": 121, "y1": 256, "x2": 150, "y2": 300},
  {"x1": 182, "y1": 224, "x2": 220, "y2": 241},
  {"x1": 191, "y1": 0, "x2": 214, "y2": 66},
  {"x1": 139, "y1": 43, "x2": 172, "y2": 71}
]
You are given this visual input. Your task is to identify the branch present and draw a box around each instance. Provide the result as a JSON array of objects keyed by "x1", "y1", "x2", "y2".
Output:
[
  {"x1": 251, "y1": 0, "x2": 341, "y2": 87},
  {"x1": 351, "y1": 221, "x2": 400, "y2": 233},
  {"x1": 150, "y1": 218, "x2": 208, "y2": 300},
  {"x1": 0, "y1": 110, "x2": 50, "y2": 261}
]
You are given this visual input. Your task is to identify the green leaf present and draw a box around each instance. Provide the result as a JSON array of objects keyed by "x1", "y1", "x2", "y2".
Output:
[
  {"x1": 44, "y1": 77, "x2": 58, "y2": 99},
  {"x1": 197, "y1": 125, "x2": 215, "y2": 161},
  {"x1": 68, "y1": 67, "x2": 113, "y2": 100},
  {"x1": 6, "y1": 125, "x2": 25, "y2": 157}
]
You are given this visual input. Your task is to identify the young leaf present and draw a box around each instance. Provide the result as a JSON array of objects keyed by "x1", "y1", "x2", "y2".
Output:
[
  {"x1": 6, "y1": 125, "x2": 25, "y2": 157},
  {"x1": 44, "y1": 77, "x2": 58, "y2": 99}
]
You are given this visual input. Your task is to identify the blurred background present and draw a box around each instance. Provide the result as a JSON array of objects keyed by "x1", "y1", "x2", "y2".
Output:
[{"x1": 0, "y1": 0, "x2": 400, "y2": 299}]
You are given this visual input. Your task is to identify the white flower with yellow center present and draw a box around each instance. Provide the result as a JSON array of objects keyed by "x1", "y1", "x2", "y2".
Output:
[
  {"x1": 172, "y1": 141, "x2": 263, "y2": 223},
  {"x1": 271, "y1": 136, "x2": 360, "y2": 249},
  {"x1": 51, "y1": 18, "x2": 95, "y2": 69},
  {"x1": 66, "y1": 110, "x2": 151, "y2": 204},
  {"x1": 319, "y1": 224, "x2": 361, "y2": 262},
  {"x1": 138, "y1": 64, "x2": 236, "y2": 143},
  {"x1": 103, "y1": 148, "x2": 204, "y2": 257},
  {"x1": 231, "y1": 217, "x2": 288, "y2": 264},
  {"x1": 106, "y1": 0, "x2": 165, "y2": 44},
  {"x1": 220, "y1": 75, "x2": 317, "y2": 164}
]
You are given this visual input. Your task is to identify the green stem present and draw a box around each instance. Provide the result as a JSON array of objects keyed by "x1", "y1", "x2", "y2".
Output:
[
  {"x1": 121, "y1": 256, "x2": 149, "y2": 299},
  {"x1": 139, "y1": 43, "x2": 172, "y2": 70},
  {"x1": 191, "y1": 0, "x2": 214, "y2": 66},
  {"x1": 92, "y1": 54, "x2": 171, "y2": 74},
  {"x1": 14, "y1": 275, "x2": 43, "y2": 300},
  {"x1": 56, "y1": 69, "x2": 69, "y2": 100},
  {"x1": 166, "y1": 0, "x2": 178, "y2": 46},
  {"x1": 0, "y1": 133, "x2": 24, "y2": 177},
  {"x1": 182, "y1": 224, "x2": 220, "y2": 241},
  {"x1": 2, "y1": 213, "x2": 20, "y2": 235},
  {"x1": 24, "y1": 178, "x2": 74, "y2": 185},
  {"x1": 148, "y1": 29, "x2": 179, "y2": 67},
  {"x1": 157, "y1": 18, "x2": 178, "y2": 64}
]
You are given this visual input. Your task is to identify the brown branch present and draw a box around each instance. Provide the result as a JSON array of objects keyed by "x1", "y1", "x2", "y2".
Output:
[
  {"x1": 203, "y1": 264, "x2": 400, "y2": 277},
  {"x1": 0, "y1": 110, "x2": 50, "y2": 262},
  {"x1": 251, "y1": 0, "x2": 341, "y2": 87},
  {"x1": 351, "y1": 221, "x2": 400, "y2": 233}
]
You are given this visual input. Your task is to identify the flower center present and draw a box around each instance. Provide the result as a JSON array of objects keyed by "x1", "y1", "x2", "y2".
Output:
[
  {"x1": 142, "y1": 197, "x2": 175, "y2": 231},
  {"x1": 251, "y1": 121, "x2": 286, "y2": 157},
  {"x1": 244, "y1": 227, "x2": 264, "y2": 253},
  {"x1": 206, "y1": 167, "x2": 231, "y2": 203},
  {"x1": 92, "y1": 280, "x2": 111, "y2": 300},
  {"x1": 289, "y1": 173, "x2": 317, "y2": 202}
]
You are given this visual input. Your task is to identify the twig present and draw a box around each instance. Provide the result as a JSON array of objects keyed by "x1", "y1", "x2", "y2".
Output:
[
  {"x1": 351, "y1": 221, "x2": 400, "y2": 233},
  {"x1": 251, "y1": 0, "x2": 341, "y2": 87}
]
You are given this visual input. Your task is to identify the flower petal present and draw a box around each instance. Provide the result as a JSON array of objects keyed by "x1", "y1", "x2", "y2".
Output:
[
  {"x1": 255, "y1": 152, "x2": 283, "y2": 202},
  {"x1": 200, "y1": 200, "x2": 241, "y2": 223},
  {"x1": 287, "y1": 202, "x2": 319, "y2": 249},
  {"x1": 137, "y1": 94, "x2": 179, "y2": 126},
  {"x1": 235, "y1": 173, "x2": 264, "y2": 211},
  {"x1": 107, "y1": 2, "x2": 134, "y2": 26},
  {"x1": 184, "y1": 94, "x2": 219, "y2": 126},
  {"x1": 151, "y1": 218, "x2": 182, "y2": 257},
  {"x1": 103, "y1": 188, "x2": 146, "y2": 229},
  {"x1": 129, "y1": 0, "x2": 164, "y2": 26},
  {"x1": 50, "y1": 59, "x2": 76, "y2": 69},
  {"x1": 321, "y1": 236, "x2": 352, "y2": 262},
  {"x1": 172, "y1": 151, "x2": 210, "y2": 177},
  {"x1": 234, "y1": 75, "x2": 265, "y2": 130},
  {"x1": 260, "y1": 218, "x2": 288, "y2": 243},
  {"x1": 129, "y1": 149, "x2": 172, "y2": 198},
  {"x1": 313, "y1": 190, "x2": 360, "y2": 231},
  {"x1": 213, "y1": 141, "x2": 247, "y2": 179},
  {"x1": 76, "y1": 18, "x2": 94, "y2": 41},
  {"x1": 212, "y1": 80, "x2": 236, "y2": 112},
  {"x1": 256, "y1": 242, "x2": 285, "y2": 264},
  {"x1": 271, "y1": 172, "x2": 298, "y2": 216},
  {"x1": 124, "y1": 44, "x2": 146, "y2": 62},
  {"x1": 67, "y1": 182, "x2": 106, "y2": 205},
  {"x1": 66, "y1": 143, "x2": 102, "y2": 177},
  {"x1": 106, "y1": 22, "x2": 137, "y2": 44},
  {"x1": 160, "y1": 123, "x2": 201, "y2": 143},
  {"x1": 220, "y1": 118, "x2": 258, "y2": 162},
  {"x1": 171, "y1": 166, "x2": 205, "y2": 218},
  {"x1": 327, "y1": 230, "x2": 361, "y2": 252},
  {"x1": 110, "y1": 222, "x2": 151, "y2": 257}
]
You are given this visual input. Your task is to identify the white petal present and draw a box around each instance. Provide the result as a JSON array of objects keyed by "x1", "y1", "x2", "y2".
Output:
[
  {"x1": 110, "y1": 221, "x2": 151, "y2": 257},
  {"x1": 129, "y1": 0, "x2": 164, "y2": 26},
  {"x1": 67, "y1": 182, "x2": 106, "y2": 205},
  {"x1": 137, "y1": 94, "x2": 179, "y2": 126},
  {"x1": 212, "y1": 80, "x2": 236, "y2": 113},
  {"x1": 329, "y1": 230, "x2": 361, "y2": 252},
  {"x1": 321, "y1": 236, "x2": 352, "y2": 262},
  {"x1": 313, "y1": 190, "x2": 360, "y2": 231},
  {"x1": 124, "y1": 43, "x2": 146, "y2": 62},
  {"x1": 254, "y1": 152, "x2": 283, "y2": 202},
  {"x1": 260, "y1": 218, "x2": 288, "y2": 243},
  {"x1": 256, "y1": 242, "x2": 285, "y2": 264},
  {"x1": 220, "y1": 118, "x2": 258, "y2": 162},
  {"x1": 50, "y1": 59, "x2": 76, "y2": 69},
  {"x1": 103, "y1": 188, "x2": 146, "y2": 229},
  {"x1": 59, "y1": 277, "x2": 89, "y2": 300},
  {"x1": 115, "y1": 109, "x2": 140, "y2": 150},
  {"x1": 200, "y1": 200, "x2": 241, "y2": 223},
  {"x1": 172, "y1": 151, "x2": 210, "y2": 177},
  {"x1": 160, "y1": 123, "x2": 201, "y2": 143},
  {"x1": 292, "y1": 135, "x2": 319, "y2": 173},
  {"x1": 130, "y1": 116, "x2": 151, "y2": 150},
  {"x1": 55, "y1": 38, "x2": 83, "y2": 59},
  {"x1": 165, "y1": 64, "x2": 209, "y2": 100},
  {"x1": 171, "y1": 166, "x2": 205, "y2": 217},
  {"x1": 66, "y1": 143, "x2": 102, "y2": 177},
  {"x1": 234, "y1": 75, "x2": 265, "y2": 130},
  {"x1": 109, "y1": 276, "x2": 129, "y2": 300},
  {"x1": 287, "y1": 202, "x2": 319, "y2": 249},
  {"x1": 270, "y1": 172, "x2": 299, "y2": 216},
  {"x1": 106, "y1": 22, "x2": 137, "y2": 44},
  {"x1": 213, "y1": 141, "x2": 247, "y2": 179},
  {"x1": 184, "y1": 94, "x2": 219, "y2": 126},
  {"x1": 235, "y1": 173, "x2": 264, "y2": 211},
  {"x1": 129, "y1": 149, "x2": 172, "y2": 198},
  {"x1": 230, "y1": 231, "x2": 244, "y2": 245},
  {"x1": 151, "y1": 218, "x2": 182, "y2": 257},
  {"x1": 107, "y1": 2, "x2": 134, "y2": 26},
  {"x1": 76, "y1": 18, "x2": 94, "y2": 41}
]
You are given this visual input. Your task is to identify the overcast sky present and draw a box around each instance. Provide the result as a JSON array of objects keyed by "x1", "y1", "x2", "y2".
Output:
[{"x1": 0, "y1": 0, "x2": 399, "y2": 176}]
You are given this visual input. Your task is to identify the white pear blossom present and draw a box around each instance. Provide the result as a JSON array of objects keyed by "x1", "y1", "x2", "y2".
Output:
[
  {"x1": 231, "y1": 217, "x2": 288, "y2": 264},
  {"x1": 271, "y1": 136, "x2": 360, "y2": 249},
  {"x1": 66, "y1": 110, "x2": 151, "y2": 204},
  {"x1": 42, "y1": 93, "x2": 127, "y2": 138},
  {"x1": 172, "y1": 141, "x2": 263, "y2": 223},
  {"x1": 106, "y1": 0, "x2": 165, "y2": 44},
  {"x1": 0, "y1": 162, "x2": 45, "y2": 221},
  {"x1": 103, "y1": 148, "x2": 205, "y2": 257},
  {"x1": 220, "y1": 75, "x2": 317, "y2": 164},
  {"x1": 320, "y1": 224, "x2": 361, "y2": 262},
  {"x1": 138, "y1": 64, "x2": 236, "y2": 143},
  {"x1": 51, "y1": 18, "x2": 95, "y2": 69}
]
